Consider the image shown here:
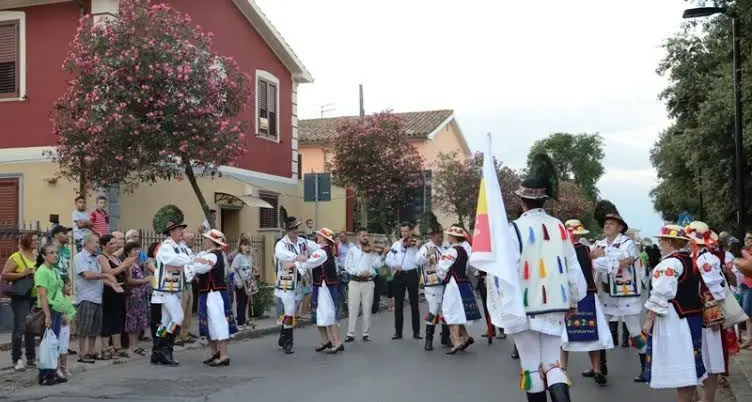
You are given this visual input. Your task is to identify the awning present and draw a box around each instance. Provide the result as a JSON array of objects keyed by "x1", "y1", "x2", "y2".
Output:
[
  {"x1": 214, "y1": 192, "x2": 273, "y2": 209},
  {"x1": 239, "y1": 194, "x2": 274, "y2": 209}
]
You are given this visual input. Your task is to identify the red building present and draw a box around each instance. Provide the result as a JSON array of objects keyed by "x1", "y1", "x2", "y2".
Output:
[{"x1": 0, "y1": 0, "x2": 312, "y2": 230}]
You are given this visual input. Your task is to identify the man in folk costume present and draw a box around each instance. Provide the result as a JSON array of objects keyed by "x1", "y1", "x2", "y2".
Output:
[
  {"x1": 415, "y1": 222, "x2": 449, "y2": 350},
  {"x1": 150, "y1": 206, "x2": 194, "y2": 366},
  {"x1": 503, "y1": 154, "x2": 587, "y2": 402},
  {"x1": 590, "y1": 208, "x2": 647, "y2": 382},
  {"x1": 437, "y1": 225, "x2": 481, "y2": 354},
  {"x1": 274, "y1": 217, "x2": 318, "y2": 354},
  {"x1": 685, "y1": 221, "x2": 727, "y2": 402},
  {"x1": 561, "y1": 219, "x2": 613, "y2": 386}
]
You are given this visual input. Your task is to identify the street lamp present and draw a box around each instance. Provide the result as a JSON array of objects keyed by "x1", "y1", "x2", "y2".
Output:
[{"x1": 683, "y1": 7, "x2": 746, "y2": 234}]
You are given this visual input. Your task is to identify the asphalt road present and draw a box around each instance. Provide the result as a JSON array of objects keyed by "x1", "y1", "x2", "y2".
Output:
[{"x1": 6, "y1": 304, "x2": 681, "y2": 402}]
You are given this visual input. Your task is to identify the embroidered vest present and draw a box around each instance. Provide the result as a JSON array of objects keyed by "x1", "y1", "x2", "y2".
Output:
[
  {"x1": 421, "y1": 243, "x2": 444, "y2": 287},
  {"x1": 312, "y1": 246, "x2": 339, "y2": 286},
  {"x1": 198, "y1": 250, "x2": 227, "y2": 292},
  {"x1": 275, "y1": 238, "x2": 309, "y2": 291},
  {"x1": 513, "y1": 213, "x2": 571, "y2": 315},
  {"x1": 153, "y1": 240, "x2": 188, "y2": 293},
  {"x1": 574, "y1": 242, "x2": 597, "y2": 293},
  {"x1": 601, "y1": 238, "x2": 642, "y2": 297},
  {"x1": 443, "y1": 245, "x2": 470, "y2": 284},
  {"x1": 668, "y1": 251, "x2": 702, "y2": 318}
]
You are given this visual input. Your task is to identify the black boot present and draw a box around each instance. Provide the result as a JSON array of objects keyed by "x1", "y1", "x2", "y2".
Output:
[
  {"x1": 424, "y1": 325, "x2": 435, "y2": 351},
  {"x1": 621, "y1": 322, "x2": 630, "y2": 347},
  {"x1": 283, "y1": 328, "x2": 294, "y2": 355},
  {"x1": 440, "y1": 324, "x2": 450, "y2": 347},
  {"x1": 164, "y1": 333, "x2": 179, "y2": 366},
  {"x1": 511, "y1": 345, "x2": 520, "y2": 359},
  {"x1": 608, "y1": 321, "x2": 619, "y2": 347},
  {"x1": 526, "y1": 391, "x2": 547, "y2": 402},
  {"x1": 633, "y1": 353, "x2": 647, "y2": 383},
  {"x1": 278, "y1": 326, "x2": 285, "y2": 348},
  {"x1": 150, "y1": 337, "x2": 163, "y2": 364},
  {"x1": 548, "y1": 383, "x2": 571, "y2": 402},
  {"x1": 600, "y1": 349, "x2": 608, "y2": 376}
]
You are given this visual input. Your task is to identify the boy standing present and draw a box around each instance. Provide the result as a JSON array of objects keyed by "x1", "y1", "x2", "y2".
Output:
[
  {"x1": 72, "y1": 196, "x2": 91, "y2": 253},
  {"x1": 90, "y1": 196, "x2": 110, "y2": 236}
]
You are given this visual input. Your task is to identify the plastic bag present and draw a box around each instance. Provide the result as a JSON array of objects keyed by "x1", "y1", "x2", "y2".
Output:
[{"x1": 39, "y1": 328, "x2": 60, "y2": 370}]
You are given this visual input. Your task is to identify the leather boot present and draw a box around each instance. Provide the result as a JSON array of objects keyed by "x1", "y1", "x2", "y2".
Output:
[
  {"x1": 608, "y1": 321, "x2": 619, "y2": 347},
  {"x1": 424, "y1": 325, "x2": 435, "y2": 351},
  {"x1": 600, "y1": 349, "x2": 608, "y2": 376},
  {"x1": 283, "y1": 328, "x2": 294, "y2": 355},
  {"x1": 511, "y1": 345, "x2": 520, "y2": 359},
  {"x1": 548, "y1": 383, "x2": 571, "y2": 402},
  {"x1": 526, "y1": 391, "x2": 547, "y2": 402},
  {"x1": 440, "y1": 324, "x2": 450, "y2": 347},
  {"x1": 621, "y1": 322, "x2": 630, "y2": 347},
  {"x1": 278, "y1": 326, "x2": 285, "y2": 348},
  {"x1": 164, "y1": 334, "x2": 179, "y2": 366},
  {"x1": 633, "y1": 353, "x2": 647, "y2": 383},
  {"x1": 150, "y1": 337, "x2": 164, "y2": 364}
]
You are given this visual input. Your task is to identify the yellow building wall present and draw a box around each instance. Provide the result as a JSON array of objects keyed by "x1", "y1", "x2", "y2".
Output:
[{"x1": 298, "y1": 145, "x2": 327, "y2": 175}]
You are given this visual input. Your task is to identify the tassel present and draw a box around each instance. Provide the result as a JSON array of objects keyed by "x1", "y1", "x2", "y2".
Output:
[
  {"x1": 523, "y1": 260, "x2": 530, "y2": 280},
  {"x1": 523, "y1": 288, "x2": 529, "y2": 307},
  {"x1": 539, "y1": 259, "x2": 547, "y2": 278},
  {"x1": 557, "y1": 256, "x2": 564, "y2": 274},
  {"x1": 561, "y1": 284, "x2": 567, "y2": 302},
  {"x1": 541, "y1": 285, "x2": 547, "y2": 304},
  {"x1": 542, "y1": 224, "x2": 550, "y2": 240},
  {"x1": 558, "y1": 224, "x2": 567, "y2": 240},
  {"x1": 528, "y1": 227, "x2": 535, "y2": 244},
  {"x1": 520, "y1": 370, "x2": 532, "y2": 391}
]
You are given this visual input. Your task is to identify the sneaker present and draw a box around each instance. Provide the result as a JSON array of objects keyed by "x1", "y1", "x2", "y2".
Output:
[{"x1": 14, "y1": 359, "x2": 26, "y2": 372}]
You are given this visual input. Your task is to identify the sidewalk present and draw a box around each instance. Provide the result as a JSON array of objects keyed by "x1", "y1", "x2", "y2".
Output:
[{"x1": 728, "y1": 348, "x2": 752, "y2": 401}]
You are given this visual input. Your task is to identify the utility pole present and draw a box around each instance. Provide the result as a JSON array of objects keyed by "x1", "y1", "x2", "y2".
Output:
[{"x1": 359, "y1": 84, "x2": 365, "y2": 117}]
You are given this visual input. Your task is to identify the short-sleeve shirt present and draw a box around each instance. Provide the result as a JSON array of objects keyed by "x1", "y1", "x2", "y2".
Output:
[
  {"x1": 74, "y1": 249, "x2": 103, "y2": 304},
  {"x1": 56, "y1": 245, "x2": 71, "y2": 283},
  {"x1": 89, "y1": 209, "x2": 109, "y2": 236},
  {"x1": 34, "y1": 266, "x2": 63, "y2": 309},
  {"x1": 71, "y1": 210, "x2": 90, "y2": 240}
]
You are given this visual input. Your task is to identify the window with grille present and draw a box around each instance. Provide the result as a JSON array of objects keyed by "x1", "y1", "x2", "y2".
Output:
[
  {"x1": 0, "y1": 21, "x2": 19, "y2": 99},
  {"x1": 257, "y1": 78, "x2": 278, "y2": 139},
  {"x1": 259, "y1": 192, "x2": 279, "y2": 229}
]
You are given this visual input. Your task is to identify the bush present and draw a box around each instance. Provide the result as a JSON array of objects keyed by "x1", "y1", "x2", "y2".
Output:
[{"x1": 250, "y1": 282, "x2": 274, "y2": 318}]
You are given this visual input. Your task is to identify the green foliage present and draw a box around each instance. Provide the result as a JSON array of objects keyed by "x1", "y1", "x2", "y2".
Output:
[
  {"x1": 153, "y1": 204, "x2": 185, "y2": 233},
  {"x1": 527, "y1": 152, "x2": 560, "y2": 200},
  {"x1": 250, "y1": 282, "x2": 275, "y2": 318},
  {"x1": 526, "y1": 133, "x2": 605, "y2": 201},
  {"x1": 594, "y1": 200, "x2": 619, "y2": 228}
]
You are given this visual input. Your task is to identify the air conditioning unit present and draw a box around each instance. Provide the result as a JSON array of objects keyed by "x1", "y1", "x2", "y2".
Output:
[{"x1": 259, "y1": 117, "x2": 269, "y2": 131}]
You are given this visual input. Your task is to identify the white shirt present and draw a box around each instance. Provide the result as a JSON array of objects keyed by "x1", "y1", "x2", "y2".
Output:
[
  {"x1": 152, "y1": 238, "x2": 193, "y2": 303},
  {"x1": 344, "y1": 245, "x2": 380, "y2": 277},
  {"x1": 385, "y1": 238, "x2": 420, "y2": 272}
]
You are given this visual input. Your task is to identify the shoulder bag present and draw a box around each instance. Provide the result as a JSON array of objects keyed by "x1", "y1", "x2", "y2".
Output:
[{"x1": 0, "y1": 255, "x2": 35, "y2": 298}]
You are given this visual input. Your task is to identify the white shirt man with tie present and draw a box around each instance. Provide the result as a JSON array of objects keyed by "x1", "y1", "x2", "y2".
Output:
[
  {"x1": 385, "y1": 221, "x2": 423, "y2": 340},
  {"x1": 344, "y1": 228, "x2": 381, "y2": 342}
]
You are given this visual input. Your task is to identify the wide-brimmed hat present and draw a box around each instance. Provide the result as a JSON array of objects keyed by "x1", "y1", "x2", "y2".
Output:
[
  {"x1": 655, "y1": 224, "x2": 690, "y2": 240},
  {"x1": 604, "y1": 213, "x2": 628, "y2": 234},
  {"x1": 162, "y1": 221, "x2": 188, "y2": 235},
  {"x1": 317, "y1": 227, "x2": 336, "y2": 243},
  {"x1": 564, "y1": 219, "x2": 590, "y2": 235},
  {"x1": 284, "y1": 216, "x2": 301, "y2": 231},
  {"x1": 201, "y1": 229, "x2": 227, "y2": 247},
  {"x1": 444, "y1": 225, "x2": 469, "y2": 240},
  {"x1": 514, "y1": 178, "x2": 550, "y2": 200},
  {"x1": 685, "y1": 221, "x2": 719, "y2": 246}
]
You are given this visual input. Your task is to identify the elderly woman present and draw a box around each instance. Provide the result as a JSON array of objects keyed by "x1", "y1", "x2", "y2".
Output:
[{"x1": 643, "y1": 225, "x2": 706, "y2": 402}]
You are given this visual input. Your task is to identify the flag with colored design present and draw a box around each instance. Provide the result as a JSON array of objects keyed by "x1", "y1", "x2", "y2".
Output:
[{"x1": 469, "y1": 134, "x2": 526, "y2": 323}]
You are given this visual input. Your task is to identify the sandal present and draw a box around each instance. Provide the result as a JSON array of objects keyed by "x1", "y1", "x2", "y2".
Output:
[
  {"x1": 133, "y1": 348, "x2": 146, "y2": 356},
  {"x1": 95, "y1": 350, "x2": 112, "y2": 360},
  {"x1": 77, "y1": 354, "x2": 95, "y2": 364},
  {"x1": 114, "y1": 349, "x2": 130, "y2": 358}
]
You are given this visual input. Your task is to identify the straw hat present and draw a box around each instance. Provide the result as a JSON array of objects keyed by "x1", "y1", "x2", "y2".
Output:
[
  {"x1": 444, "y1": 225, "x2": 469, "y2": 240},
  {"x1": 201, "y1": 229, "x2": 227, "y2": 247},
  {"x1": 654, "y1": 224, "x2": 690, "y2": 240},
  {"x1": 564, "y1": 219, "x2": 590, "y2": 235},
  {"x1": 685, "y1": 221, "x2": 719, "y2": 246},
  {"x1": 316, "y1": 227, "x2": 336, "y2": 243}
]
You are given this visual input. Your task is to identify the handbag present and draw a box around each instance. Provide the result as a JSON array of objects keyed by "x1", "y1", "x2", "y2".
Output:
[
  {"x1": 25, "y1": 307, "x2": 45, "y2": 336},
  {"x1": 0, "y1": 256, "x2": 35, "y2": 297},
  {"x1": 701, "y1": 287, "x2": 726, "y2": 328},
  {"x1": 721, "y1": 286, "x2": 749, "y2": 329},
  {"x1": 245, "y1": 277, "x2": 259, "y2": 296}
]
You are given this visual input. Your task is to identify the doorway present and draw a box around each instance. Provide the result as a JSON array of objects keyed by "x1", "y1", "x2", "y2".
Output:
[{"x1": 220, "y1": 208, "x2": 240, "y2": 244}]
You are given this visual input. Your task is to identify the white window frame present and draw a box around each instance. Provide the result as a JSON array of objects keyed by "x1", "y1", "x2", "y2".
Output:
[
  {"x1": 255, "y1": 69, "x2": 280, "y2": 143},
  {"x1": 0, "y1": 11, "x2": 26, "y2": 103}
]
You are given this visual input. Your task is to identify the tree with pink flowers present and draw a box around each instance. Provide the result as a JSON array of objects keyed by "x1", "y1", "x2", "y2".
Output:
[
  {"x1": 327, "y1": 111, "x2": 425, "y2": 233},
  {"x1": 50, "y1": 0, "x2": 250, "y2": 227}
]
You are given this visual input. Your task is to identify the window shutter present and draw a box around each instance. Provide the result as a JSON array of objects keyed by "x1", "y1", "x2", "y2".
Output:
[
  {"x1": 0, "y1": 22, "x2": 19, "y2": 97},
  {"x1": 268, "y1": 82, "x2": 278, "y2": 137},
  {"x1": 258, "y1": 192, "x2": 279, "y2": 229},
  {"x1": 257, "y1": 79, "x2": 268, "y2": 134}
]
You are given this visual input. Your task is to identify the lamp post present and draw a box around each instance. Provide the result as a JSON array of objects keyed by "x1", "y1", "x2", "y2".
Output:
[{"x1": 683, "y1": 7, "x2": 745, "y2": 233}]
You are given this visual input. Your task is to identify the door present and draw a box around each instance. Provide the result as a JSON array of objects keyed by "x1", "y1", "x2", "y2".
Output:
[
  {"x1": 220, "y1": 208, "x2": 240, "y2": 245},
  {"x1": 0, "y1": 178, "x2": 20, "y2": 270}
]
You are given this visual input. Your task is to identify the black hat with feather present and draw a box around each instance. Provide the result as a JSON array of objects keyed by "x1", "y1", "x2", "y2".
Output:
[
  {"x1": 516, "y1": 152, "x2": 559, "y2": 200},
  {"x1": 594, "y1": 199, "x2": 628, "y2": 234}
]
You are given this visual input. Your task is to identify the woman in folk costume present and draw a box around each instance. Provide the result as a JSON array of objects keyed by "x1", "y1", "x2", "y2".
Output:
[
  {"x1": 643, "y1": 225, "x2": 706, "y2": 401},
  {"x1": 560, "y1": 220, "x2": 613, "y2": 386},
  {"x1": 415, "y1": 222, "x2": 449, "y2": 351},
  {"x1": 437, "y1": 225, "x2": 481, "y2": 354},
  {"x1": 286, "y1": 228, "x2": 345, "y2": 354},
  {"x1": 685, "y1": 221, "x2": 727, "y2": 402},
  {"x1": 590, "y1": 204, "x2": 647, "y2": 382},
  {"x1": 274, "y1": 217, "x2": 318, "y2": 354},
  {"x1": 502, "y1": 154, "x2": 587, "y2": 402},
  {"x1": 191, "y1": 229, "x2": 236, "y2": 367}
]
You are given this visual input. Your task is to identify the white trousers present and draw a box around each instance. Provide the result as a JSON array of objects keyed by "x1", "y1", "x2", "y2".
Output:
[
  {"x1": 347, "y1": 281, "x2": 375, "y2": 336},
  {"x1": 424, "y1": 286, "x2": 444, "y2": 325},
  {"x1": 159, "y1": 293, "x2": 185, "y2": 334},
  {"x1": 606, "y1": 313, "x2": 646, "y2": 353},
  {"x1": 513, "y1": 330, "x2": 569, "y2": 393}
]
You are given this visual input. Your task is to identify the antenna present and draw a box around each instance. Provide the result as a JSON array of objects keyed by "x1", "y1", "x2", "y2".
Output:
[{"x1": 320, "y1": 103, "x2": 336, "y2": 118}]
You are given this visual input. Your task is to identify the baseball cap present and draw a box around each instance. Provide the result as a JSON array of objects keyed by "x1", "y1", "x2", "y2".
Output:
[{"x1": 50, "y1": 225, "x2": 71, "y2": 236}]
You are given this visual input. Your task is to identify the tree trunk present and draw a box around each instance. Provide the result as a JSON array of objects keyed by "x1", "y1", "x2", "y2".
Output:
[
  {"x1": 359, "y1": 196, "x2": 368, "y2": 229},
  {"x1": 183, "y1": 158, "x2": 215, "y2": 229},
  {"x1": 78, "y1": 155, "x2": 87, "y2": 197}
]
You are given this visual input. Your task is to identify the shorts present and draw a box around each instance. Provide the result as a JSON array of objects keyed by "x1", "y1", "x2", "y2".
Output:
[{"x1": 76, "y1": 301, "x2": 103, "y2": 337}]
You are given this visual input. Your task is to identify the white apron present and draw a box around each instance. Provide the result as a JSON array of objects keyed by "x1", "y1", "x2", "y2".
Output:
[{"x1": 206, "y1": 290, "x2": 230, "y2": 341}]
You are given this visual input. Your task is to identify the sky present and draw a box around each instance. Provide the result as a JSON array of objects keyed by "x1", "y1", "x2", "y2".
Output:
[{"x1": 255, "y1": 0, "x2": 691, "y2": 238}]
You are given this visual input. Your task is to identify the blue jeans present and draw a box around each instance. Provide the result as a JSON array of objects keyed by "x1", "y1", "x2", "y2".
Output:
[
  {"x1": 741, "y1": 284, "x2": 752, "y2": 315},
  {"x1": 39, "y1": 311, "x2": 62, "y2": 380}
]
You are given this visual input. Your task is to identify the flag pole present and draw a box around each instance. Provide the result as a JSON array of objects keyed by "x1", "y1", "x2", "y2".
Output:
[{"x1": 484, "y1": 132, "x2": 495, "y2": 344}]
